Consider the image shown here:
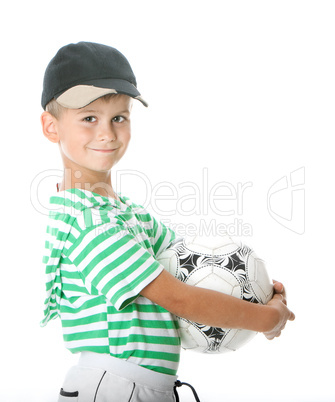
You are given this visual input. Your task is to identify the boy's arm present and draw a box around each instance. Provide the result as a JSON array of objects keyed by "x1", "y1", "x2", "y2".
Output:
[{"x1": 141, "y1": 269, "x2": 295, "y2": 339}]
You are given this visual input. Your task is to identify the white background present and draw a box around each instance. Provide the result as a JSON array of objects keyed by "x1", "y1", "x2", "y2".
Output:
[{"x1": 1, "y1": 1, "x2": 334, "y2": 401}]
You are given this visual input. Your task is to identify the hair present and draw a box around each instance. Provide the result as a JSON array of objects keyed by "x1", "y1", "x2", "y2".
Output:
[
  {"x1": 46, "y1": 99, "x2": 65, "y2": 119},
  {"x1": 46, "y1": 93, "x2": 131, "y2": 119}
]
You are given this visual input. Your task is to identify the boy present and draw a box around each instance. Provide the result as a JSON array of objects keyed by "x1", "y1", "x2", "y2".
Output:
[{"x1": 40, "y1": 41, "x2": 295, "y2": 402}]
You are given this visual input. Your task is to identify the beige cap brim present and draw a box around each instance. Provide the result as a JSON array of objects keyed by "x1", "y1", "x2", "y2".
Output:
[{"x1": 56, "y1": 85, "x2": 148, "y2": 108}]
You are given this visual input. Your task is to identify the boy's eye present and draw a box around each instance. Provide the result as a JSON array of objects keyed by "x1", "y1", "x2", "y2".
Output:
[
  {"x1": 112, "y1": 116, "x2": 125, "y2": 123},
  {"x1": 83, "y1": 116, "x2": 97, "y2": 123}
]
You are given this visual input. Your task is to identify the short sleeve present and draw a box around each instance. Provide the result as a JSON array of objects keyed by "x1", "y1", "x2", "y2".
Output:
[
  {"x1": 64, "y1": 222, "x2": 164, "y2": 310},
  {"x1": 150, "y1": 216, "x2": 176, "y2": 257}
]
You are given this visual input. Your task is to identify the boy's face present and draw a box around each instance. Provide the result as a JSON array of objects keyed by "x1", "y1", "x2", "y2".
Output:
[{"x1": 52, "y1": 95, "x2": 132, "y2": 175}]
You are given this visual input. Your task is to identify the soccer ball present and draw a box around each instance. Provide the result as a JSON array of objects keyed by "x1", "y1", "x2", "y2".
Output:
[{"x1": 157, "y1": 234, "x2": 273, "y2": 353}]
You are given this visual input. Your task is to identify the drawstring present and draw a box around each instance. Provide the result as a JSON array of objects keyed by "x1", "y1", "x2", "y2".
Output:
[{"x1": 174, "y1": 380, "x2": 201, "y2": 402}]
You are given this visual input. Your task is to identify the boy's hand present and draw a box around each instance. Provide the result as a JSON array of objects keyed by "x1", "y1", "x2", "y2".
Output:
[{"x1": 263, "y1": 280, "x2": 295, "y2": 340}]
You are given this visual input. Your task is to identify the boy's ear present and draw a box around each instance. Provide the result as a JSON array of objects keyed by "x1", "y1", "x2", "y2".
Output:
[{"x1": 41, "y1": 111, "x2": 60, "y2": 143}]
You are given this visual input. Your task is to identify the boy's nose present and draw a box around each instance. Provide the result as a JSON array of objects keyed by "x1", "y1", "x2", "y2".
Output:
[{"x1": 98, "y1": 124, "x2": 117, "y2": 142}]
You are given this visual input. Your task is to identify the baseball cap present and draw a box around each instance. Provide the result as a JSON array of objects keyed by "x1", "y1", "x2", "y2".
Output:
[{"x1": 41, "y1": 41, "x2": 148, "y2": 110}]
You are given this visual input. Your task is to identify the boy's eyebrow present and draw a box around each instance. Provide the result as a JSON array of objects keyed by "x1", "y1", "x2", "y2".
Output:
[
  {"x1": 76, "y1": 109, "x2": 97, "y2": 114},
  {"x1": 76, "y1": 109, "x2": 131, "y2": 115}
]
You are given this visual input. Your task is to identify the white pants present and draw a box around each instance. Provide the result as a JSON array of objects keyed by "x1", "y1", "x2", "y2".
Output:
[{"x1": 58, "y1": 352, "x2": 177, "y2": 402}]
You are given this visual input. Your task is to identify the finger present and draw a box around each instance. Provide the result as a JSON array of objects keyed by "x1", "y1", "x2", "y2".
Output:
[
  {"x1": 273, "y1": 293, "x2": 284, "y2": 301},
  {"x1": 273, "y1": 280, "x2": 284, "y2": 293},
  {"x1": 282, "y1": 297, "x2": 287, "y2": 306},
  {"x1": 265, "y1": 333, "x2": 276, "y2": 340}
]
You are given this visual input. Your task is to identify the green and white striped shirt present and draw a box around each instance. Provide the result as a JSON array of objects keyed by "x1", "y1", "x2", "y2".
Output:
[{"x1": 41, "y1": 188, "x2": 180, "y2": 375}]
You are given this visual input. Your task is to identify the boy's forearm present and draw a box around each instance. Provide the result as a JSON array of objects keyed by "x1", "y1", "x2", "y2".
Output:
[
  {"x1": 173, "y1": 284, "x2": 277, "y2": 333},
  {"x1": 141, "y1": 269, "x2": 278, "y2": 333}
]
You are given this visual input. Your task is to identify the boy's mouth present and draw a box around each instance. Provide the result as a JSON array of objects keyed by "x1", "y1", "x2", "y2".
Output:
[{"x1": 89, "y1": 148, "x2": 117, "y2": 153}]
